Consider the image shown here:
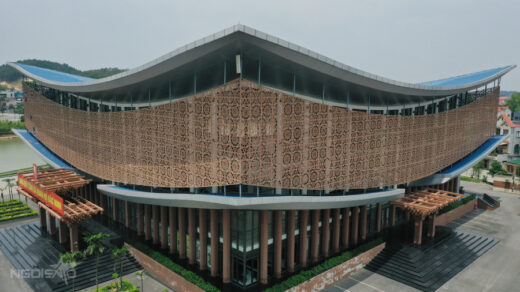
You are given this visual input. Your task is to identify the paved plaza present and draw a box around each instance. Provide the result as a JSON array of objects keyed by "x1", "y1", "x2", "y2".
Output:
[{"x1": 327, "y1": 181, "x2": 520, "y2": 292}]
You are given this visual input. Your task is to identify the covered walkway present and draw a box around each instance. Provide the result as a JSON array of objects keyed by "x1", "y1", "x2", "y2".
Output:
[
  {"x1": 392, "y1": 188, "x2": 463, "y2": 245},
  {"x1": 16, "y1": 169, "x2": 103, "y2": 251}
]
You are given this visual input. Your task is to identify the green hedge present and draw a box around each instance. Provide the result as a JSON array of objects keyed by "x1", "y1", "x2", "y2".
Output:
[
  {"x1": 89, "y1": 280, "x2": 138, "y2": 292},
  {"x1": 0, "y1": 121, "x2": 25, "y2": 135},
  {"x1": 265, "y1": 238, "x2": 384, "y2": 292},
  {"x1": 440, "y1": 194, "x2": 476, "y2": 214},
  {"x1": 460, "y1": 176, "x2": 483, "y2": 183},
  {"x1": 0, "y1": 164, "x2": 51, "y2": 178},
  {"x1": 129, "y1": 241, "x2": 220, "y2": 292}
]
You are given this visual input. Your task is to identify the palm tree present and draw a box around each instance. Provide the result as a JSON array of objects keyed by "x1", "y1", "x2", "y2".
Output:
[
  {"x1": 135, "y1": 270, "x2": 145, "y2": 292},
  {"x1": 2, "y1": 178, "x2": 14, "y2": 201},
  {"x1": 111, "y1": 246, "x2": 128, "y2": 289},
  {"x1": 84, "y1": 232, "x2": 110, "y2": 292},
  {"x1": 59, "y1": 251, "x2": 83, "y2": 292},
  {"x1": 0, "y1": 185, "x2": 6, "y2": 203}
]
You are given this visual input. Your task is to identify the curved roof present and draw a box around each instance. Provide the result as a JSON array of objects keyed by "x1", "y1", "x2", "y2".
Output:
[
  {"x1": 12, "y1": 63, "x2": 94, "y2": 83},
  {"x1": 9, "y1": 24, "x2": 515, "y2": 98}
]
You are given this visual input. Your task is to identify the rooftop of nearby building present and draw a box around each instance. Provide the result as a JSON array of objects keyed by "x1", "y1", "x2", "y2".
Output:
[{"x1": 500, "y1": 112, "x2": 520, "y2": 128}]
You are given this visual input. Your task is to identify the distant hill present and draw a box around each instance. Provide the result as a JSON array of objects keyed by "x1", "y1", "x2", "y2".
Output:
[
  {"x1": 0, "y1": 59, "x2": 126, "y2": 83},
  {"x1": 500, "y1": 90, "x2": 516, "y2": 97}
]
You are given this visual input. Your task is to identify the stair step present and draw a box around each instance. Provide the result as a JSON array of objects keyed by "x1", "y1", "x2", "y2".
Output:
[
  {"x1": 366, "y1": 230, "x2": 498, "y2": 292},
  {"x1": 0, "y1": 222, "x2": 142, "y2": 292}
]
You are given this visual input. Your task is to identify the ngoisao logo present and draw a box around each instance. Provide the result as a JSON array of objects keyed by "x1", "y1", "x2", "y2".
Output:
[{"x1": 10, "y1": 258, "x2": 77, "y2": 284}]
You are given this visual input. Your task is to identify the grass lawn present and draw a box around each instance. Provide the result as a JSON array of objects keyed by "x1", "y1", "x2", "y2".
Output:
[
  {"x1": 0, "y1": 199, "x2": 37, "y2": 222},
  {"x1": 461, "y1": 176, "x2": 487, "y2": 184}
]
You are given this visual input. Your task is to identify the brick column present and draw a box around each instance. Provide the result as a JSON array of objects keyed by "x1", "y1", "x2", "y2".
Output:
[
  {"x1": 161, "y1": 206, "x2": 168, "y2": 250},
  {"x1": 137, "y1": 204, "x2": 144, "y2": 236},
  {"x1": 321, "y1": 209, "x2": 330, "y2": 258},
  {"x1": 199, "y1": 209, "x2": 207, "y2": 270},
  {"x1": 178, "y1": 208, "x2": 186, "y2": 259},
  {"x1": 299, "y1": 210, "x2": 309, "y2": 268},
  {"x1": 260, "y1": 210, "x2": 269, "y2": 284},
  {"x1": 153, "y1": 205, "x2": 160, "y2": 245},
  {"x1": 413, "y1": 216, "x2": 423, "y2": 245},
  {"x1": 39, "y1": 207, "x2": 47, "y2": 230},
  {"x1": 58, "y1": 220, "x2": 67, "y2": 244},
  {"x1": 188, "y1": 208, "x2": 196, "y2": 264},
  {"x1": 169, "y1": 207, "x2": 177, "y2": 255},
  {"x1": 222, "y1": 210, "x2": 231, "y2": 283},
  {"x1": 332, "y1": 208, "x2": 340, "y2": 253},
  {"x1": 125, "y1": 201, "x2": 130, "y2": 228},
  {"x1": 390, "y1": 205, "x2": 396, "y2": 227},
  {"x1": 376, "y1": 203, "x2": 382, "y2": 232},
  {"x1": 360, "y1": 205, "x2": 368, "y2": 242},
  {"x1": 112, "y1": 197, "x2": 118, "y2": 222},
  {"x1": 210, "y1": 210, "x2": 219, "y2": 277},
  {"x1": 341, "y1": 207, "x2": 350, "y2": 248},
  {"x1": 273, "y1": 210, "x2": 282, "y2": 279},
  {"x1": 286, "y1": 210, "x2": 296, "y2": 273},
  {"x1": 311, "y1": 209, "x2": 320, "y2": 263},
  {"x1": 351, "y1": 207, "x2": 359, "y2": 246},
  {"x1": 145, "y1": 205, "x2": 152, "y2": 241},
  {"x1": 48, "y1": 213, "x2": 56, "y2": 235},
  {"x1": 100, "y1": 193, "x2": 106, "y2": 214},
  {"x1": 69, "y1": 223, "x2": 79, "y2": 252}
]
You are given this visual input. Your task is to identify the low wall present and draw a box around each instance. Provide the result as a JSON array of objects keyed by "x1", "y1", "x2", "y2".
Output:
[
  {"x1": 125, "y1": 243, "x2": 204, "y2": 292},
  {"x1": 288, "y1": 242, "x2": 385, "y2": 292},
  {"x1": 435, "y1": 199, "x2": 476, "y2": 226}
]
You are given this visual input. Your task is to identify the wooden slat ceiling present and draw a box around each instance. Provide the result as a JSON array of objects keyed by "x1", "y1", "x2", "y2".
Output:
[
  {"x1": 19, "y1": 168, "x2": 92, "y2": 192},
  {"x1": 17, "y1": 169, "x2": 103, "y2": 223},
  {"x1": 391, "y1": 188, "x2": 464, "y2": 218}
]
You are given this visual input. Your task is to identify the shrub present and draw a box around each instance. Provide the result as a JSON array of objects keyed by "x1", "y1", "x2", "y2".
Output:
[
  {"x1": 0, "y1": 121, "x2": 25, "y2": 135},
  {"x1": 440, "y1": 193, "x2": 476, "y2": 213},
  {"x1": 89, "y1": 280, "x2": 138, "y2": 292},
  {"x1": 265, "y1": 238, "x2": 384, "y2": 292},
  {"x1": 129, "y1": 241, "x2": 220, "y2": 292}
]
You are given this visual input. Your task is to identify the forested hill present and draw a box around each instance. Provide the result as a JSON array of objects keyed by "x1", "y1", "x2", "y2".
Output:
[{"x1": 0, "y1": 59, "x2": 126, "y2": 82}]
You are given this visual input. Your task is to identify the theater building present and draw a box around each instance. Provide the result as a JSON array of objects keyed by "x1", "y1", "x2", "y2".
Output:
[{"x1": 9, "y1": 25, "x2": 514, "y2": 289}]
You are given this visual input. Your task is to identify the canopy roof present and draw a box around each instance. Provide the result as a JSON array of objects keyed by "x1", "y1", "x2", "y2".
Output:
[
  {"x1": 391, "y1": 188, "x2": 464, "y2": 217},
  {"x1": 17, "y1": 169, "x2": 103, "y2": 223},
  {"x1": 9, "y1": 24, "x2": 516, "y2": 104}
]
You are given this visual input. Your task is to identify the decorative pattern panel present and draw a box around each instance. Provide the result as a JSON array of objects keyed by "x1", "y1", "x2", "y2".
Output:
[{"x1": 24, "y1": 79, "x2": 498, "y2": 190}]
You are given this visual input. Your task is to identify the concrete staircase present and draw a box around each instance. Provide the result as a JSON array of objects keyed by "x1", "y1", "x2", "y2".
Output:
[
  {"x1": 366, "y1": 229, "x2": 498, "y2": 292},
  {"x1": 0, "y1": 222, "x2": 141, "y2": 292},
  {"x1": 478, "y1": 194, "x2": 500, "y2": 210}
]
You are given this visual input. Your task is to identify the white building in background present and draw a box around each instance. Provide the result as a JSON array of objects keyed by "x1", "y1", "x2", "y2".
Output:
[{"x1": 496, "y1": 108, "x2": 520, "y2": 162}]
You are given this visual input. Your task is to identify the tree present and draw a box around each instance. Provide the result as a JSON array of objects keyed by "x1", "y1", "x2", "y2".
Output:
[
  {"x1": 472, "y1": 160, "x2": 485, "y2": 179},
  {"x1": 505, "y1": 92, "x2": 520, "y2": 112},
  {"x1": 111, "y1": 246, "x2": 128, "y2": 290},
  {"x1": 60, "y1": 251, "x2": 83, "y2": 292},
  {"x1": 2, "y1": 178, "x2": 14, "y2": 200},
  {"x1": 489, "y1": 161, "x2": 508, "y2": 176},
  {"x1": 135, "y1": 270, "x2": 145, "y2": 292},
  {"x1": 84, "y1": 232, "x2": 110, "y2": 292}
]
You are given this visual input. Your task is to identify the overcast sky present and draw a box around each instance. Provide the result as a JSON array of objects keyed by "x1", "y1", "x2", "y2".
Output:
[{"x1": 1, "y1": 0, "x2": 518, "y2": 90}]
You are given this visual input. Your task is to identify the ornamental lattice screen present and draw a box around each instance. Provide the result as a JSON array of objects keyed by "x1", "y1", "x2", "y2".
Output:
[{"x1": 24, "y1": 79, "x2": 497, "y2": 190}]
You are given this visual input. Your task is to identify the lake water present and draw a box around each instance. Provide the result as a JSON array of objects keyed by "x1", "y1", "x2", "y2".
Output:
[{"x1": 0, "y1": 137, "x2": 45, "y2": 172}]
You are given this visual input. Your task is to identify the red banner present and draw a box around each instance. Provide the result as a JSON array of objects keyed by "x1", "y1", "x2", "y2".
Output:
[{"x1": 18, "y1": 173, "x2": 64, "y2": 216}]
